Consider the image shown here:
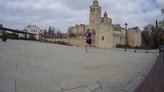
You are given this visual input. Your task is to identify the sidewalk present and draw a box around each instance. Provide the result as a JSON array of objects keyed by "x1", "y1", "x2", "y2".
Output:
[{"x1": 134, "y1": 52, "x2": 164, "y2": 92}]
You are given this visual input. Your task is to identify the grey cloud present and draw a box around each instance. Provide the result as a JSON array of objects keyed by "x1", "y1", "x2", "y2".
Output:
[
  {"x1": 0, "y1": 0, "x2": 164, "y2": 32},
  {"x1": 56, "y1": 0, "x2": 90, "y2": 10}
]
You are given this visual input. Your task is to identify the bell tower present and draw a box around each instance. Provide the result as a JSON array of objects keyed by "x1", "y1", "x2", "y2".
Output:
[{"x1": 89, "y1": 0, "x2": 101, "y2": 31}]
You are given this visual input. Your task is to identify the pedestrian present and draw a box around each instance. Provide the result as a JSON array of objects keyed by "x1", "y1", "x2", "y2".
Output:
[{"x1": 85, "y1": 29, "x2": 92, "y2": 52}]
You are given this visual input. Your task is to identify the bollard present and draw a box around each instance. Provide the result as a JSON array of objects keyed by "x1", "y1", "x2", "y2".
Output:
[{"x1": 146, "y1": 51, "x2": 148, "y2": 53}]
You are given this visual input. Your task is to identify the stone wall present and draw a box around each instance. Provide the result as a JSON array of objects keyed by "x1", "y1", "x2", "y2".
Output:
[
  {"x1": 113, "y1": 28, "x2": 126, "y2": 47},
  {"x1": 127, "y1": 28, "x2": 141, "y2": 47},
  {"x1": 95, "y1": 24, "x2": 113, "y2": 48},
  {"x1": 46, "y1": 38, "x2": 85, "y2": 47},
  {"x1": 113, "y1": 34, "x2": 124, "y2": 47},
  {"x1": 68, "y1": 24, "x2": 89, "y2": 34}
]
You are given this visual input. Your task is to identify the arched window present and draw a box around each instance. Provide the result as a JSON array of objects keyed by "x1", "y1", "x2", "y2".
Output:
[
  {"x1": 102, "y1": 36, "x2": 104, "y2": 40},
  {"x1": 93, "y1": 8, "x2": 95, "y2": 12}
]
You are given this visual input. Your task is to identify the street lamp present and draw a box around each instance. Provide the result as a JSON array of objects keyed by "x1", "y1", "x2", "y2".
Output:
[{"x1": 124, "y1": 23, "x2": 128, "y2": 52}]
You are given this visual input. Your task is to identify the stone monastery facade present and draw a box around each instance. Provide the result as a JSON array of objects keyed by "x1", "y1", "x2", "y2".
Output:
[{"x1": 68, "y1": 0, "x2": 141, "y2": 48}]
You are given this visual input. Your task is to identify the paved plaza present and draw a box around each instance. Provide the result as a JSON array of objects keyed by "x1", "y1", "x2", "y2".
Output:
[{"x1": 0, "y1": 40, "x2": 158, "y2": 92}]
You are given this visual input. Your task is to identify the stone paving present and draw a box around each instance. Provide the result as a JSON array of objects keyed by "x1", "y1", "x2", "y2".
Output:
[
  {"x1": 134, "y1": 52, "x2": 164, "y2": 92},
  {"x1": 0, "y1": 40, "x2": 158, "y2": 92}
]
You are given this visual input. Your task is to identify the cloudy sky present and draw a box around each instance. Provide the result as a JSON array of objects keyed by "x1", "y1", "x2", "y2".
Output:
[{"x1": 0, "y1": 0, "x2": 164, "y2": 32}]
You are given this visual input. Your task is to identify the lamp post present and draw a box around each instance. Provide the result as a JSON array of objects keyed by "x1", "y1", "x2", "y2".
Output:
[{"x1": 124, "y1": 23, "x2": 128, "y2": 52}]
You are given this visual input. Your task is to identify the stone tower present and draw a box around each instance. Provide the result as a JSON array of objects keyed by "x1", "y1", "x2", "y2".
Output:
[
  {"x1": 127, "y1": 27, "x2": 141, "y2": 47},
  {"x1": 89, "y1": 0, "x2": 101, "y2": 31},
  {"x1": 95, "y1": 11, "x2": 114, "y2": 48}
]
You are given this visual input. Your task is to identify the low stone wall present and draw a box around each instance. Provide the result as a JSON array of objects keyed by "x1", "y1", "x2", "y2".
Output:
[
  {"x1": 69, "y1": 38, "x2": 85, "y2": 47},
  {"x1": 45, "y1": 38, "x2": 85, "y2": 47}
]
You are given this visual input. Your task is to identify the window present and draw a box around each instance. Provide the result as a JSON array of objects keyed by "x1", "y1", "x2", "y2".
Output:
[
  {"x1": 102, "y1": 36, "x2": 104, "y2": 40},
  {"x1": 93, "y1": 8, "x2": 95, "y2": 12},
  {"x1": 102, "y1": 19, "x2": 104, "y2": 23}
]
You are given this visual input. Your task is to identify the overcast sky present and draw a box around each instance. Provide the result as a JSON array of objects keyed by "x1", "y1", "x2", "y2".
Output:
[{"x1": 0, "y1": 0, "x2": 164, "y2": 32}]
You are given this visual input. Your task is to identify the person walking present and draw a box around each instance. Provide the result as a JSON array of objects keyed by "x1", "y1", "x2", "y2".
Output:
[{"x1": 85, "y1": 29, "x2": 92, "y2": 52}]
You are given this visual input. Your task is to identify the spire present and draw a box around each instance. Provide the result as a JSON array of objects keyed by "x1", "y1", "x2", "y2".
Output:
[
  {"x1": 104, "y1": 11, "x2": 108, "y2": 18},
  {"x1": 93, "y1": 0, "x2": 98, "y2": 5}
]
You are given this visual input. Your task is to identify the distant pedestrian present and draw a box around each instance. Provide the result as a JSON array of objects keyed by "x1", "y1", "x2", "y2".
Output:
[{"x1": 85, "y1": 29, "x2": 92, "y2": 52}]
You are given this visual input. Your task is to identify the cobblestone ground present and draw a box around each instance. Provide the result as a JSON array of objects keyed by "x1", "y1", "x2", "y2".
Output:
[{"x1": 0, "y1": 40, "x2": 158, "y2": 92}]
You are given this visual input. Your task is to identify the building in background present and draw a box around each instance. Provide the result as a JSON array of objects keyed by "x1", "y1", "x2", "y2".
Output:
[
  {"x1": 23, "y1": 25, "x2": 42, "y2": 40},
  {"x1": 68, "y1": 0, "x2": 141, "y2": 48}
]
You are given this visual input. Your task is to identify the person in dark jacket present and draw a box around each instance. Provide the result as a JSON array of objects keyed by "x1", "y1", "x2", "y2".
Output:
[{"x1": 85, "y1": 29, "x2": 92, "y2": 52}]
